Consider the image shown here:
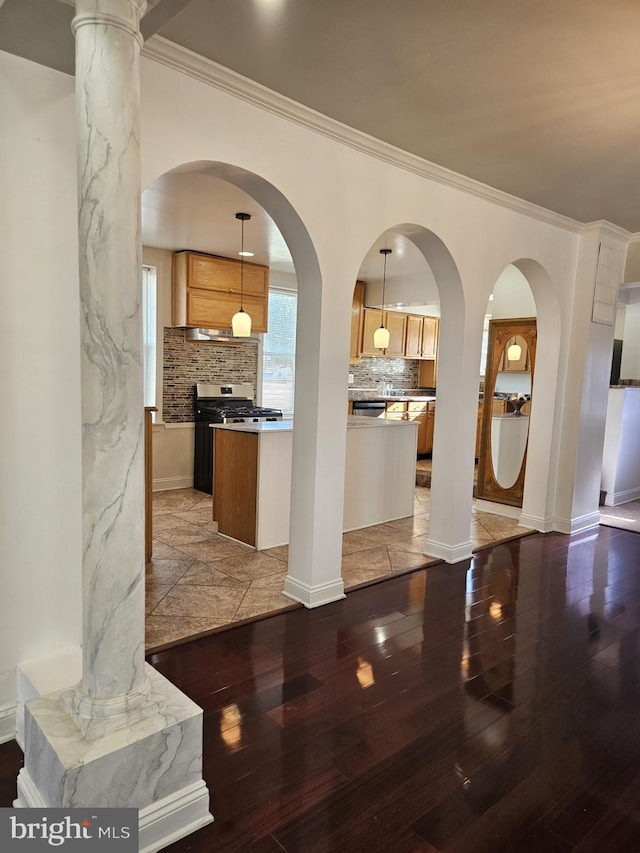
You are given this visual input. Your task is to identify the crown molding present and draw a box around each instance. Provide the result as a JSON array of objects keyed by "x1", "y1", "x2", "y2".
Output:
[
  {"x1": 581, "y1": 220, "x2": 632, "y2": 244},
  {"x1": 142, "y1": 36, "x2": 597, "y2": 236}
]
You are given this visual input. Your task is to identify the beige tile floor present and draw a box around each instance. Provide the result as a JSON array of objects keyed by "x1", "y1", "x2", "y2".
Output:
[
  {"x1": 600, "y1": 498, "x2": 640, "y2": 534},
  {"x1": 146, "y1": 478, "x2": 532, "y2": 650}
]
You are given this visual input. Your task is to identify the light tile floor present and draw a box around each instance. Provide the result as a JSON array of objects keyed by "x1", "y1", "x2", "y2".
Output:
[
  {"x1": 600, "y1": 498, "x2": 640, "y2": 533},
  {"x1": 146, "y1": 479, "x2": 533, "y2": 650}
]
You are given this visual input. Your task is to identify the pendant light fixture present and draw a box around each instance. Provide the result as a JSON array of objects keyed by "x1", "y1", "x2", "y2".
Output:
[
  {"x1": 507, "y1": 338, "x2": 522, "y2": 362},
  {"x1": 232, "y1": 212, "x2": 252, "y2": 337},
  {"x1": 373, "y1": 248, "x2": 391, "y2": 350}
]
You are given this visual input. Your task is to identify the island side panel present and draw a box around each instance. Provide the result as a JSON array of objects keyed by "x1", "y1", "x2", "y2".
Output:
[
  {"x1": 343, "y1": 421, "x2": 418, "y2": 531},
  {"x1": 256, "y1": 430, "x2": 293, "y2": 550},
  {"x1": 213, "y1": 429, "x2": 258, "y2": 546}
]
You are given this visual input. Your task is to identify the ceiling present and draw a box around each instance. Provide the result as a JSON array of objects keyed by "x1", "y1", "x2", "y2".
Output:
[{"x1": 3, "y1": 0, "x2": 640, "y2": 296}]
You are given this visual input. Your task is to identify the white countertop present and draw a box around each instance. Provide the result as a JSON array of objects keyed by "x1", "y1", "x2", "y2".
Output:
[
  {"x1": 211, "y1": 417, "x2": 419, "y2": 434},
  {"x1": 211, "y1": 420, "x2": 294, "y2": 433}
]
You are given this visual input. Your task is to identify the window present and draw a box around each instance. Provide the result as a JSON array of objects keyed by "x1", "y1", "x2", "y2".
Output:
[
  {"x1": 142, "y1": 265, "x2": 157, "y2": 409},
  {"x1": 262, "y1": 289, "x2": 297, "y2": 415}
]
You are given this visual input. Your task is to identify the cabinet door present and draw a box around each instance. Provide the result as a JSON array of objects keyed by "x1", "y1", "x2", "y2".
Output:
[
  {"x1": 405, "y1": 315, "x2": 423, "y2": 358},
  {"x1": 425, "y1": 404, "x2": 435, "y2": 453},
  {"x1": 421, "y1": 317, "x2": 439, "y2": 359},
  {"x1": 385, "y1": 311, "x2": 407, "y2": 357},
  {"x1": 350, "y1": 281, "x2": 365, "y2": 360},
  {"x1": 187, "y1": 289, "x2": 268, "y2": 332},
  {"x1": 189, "y1": 252, "x2": 268, "y2": 297},
  {"x1": 360, "y1": 308, "x2": 385, "y2": 356}
]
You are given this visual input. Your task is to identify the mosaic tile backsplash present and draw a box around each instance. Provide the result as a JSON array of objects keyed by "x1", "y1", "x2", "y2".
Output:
[
  {"x1": 163, "y1": 328, "x2": 259, "y2": 422},
  {"x1": 162, "y1": 328, "x2": 420, "y2": 422},
  {"x1": 349, "y1": 357, "x2": 420, "y2": 391}
]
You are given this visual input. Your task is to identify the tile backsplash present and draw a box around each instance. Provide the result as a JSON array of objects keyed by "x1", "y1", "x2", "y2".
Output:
[
  {"x1": 163, "y1": 328, "x2": 258, "y2": 422},
  {"x1": 349, "y1": 357, "x2": 419, "y2": 390},
  {"x1": 162, "y1": 331, "x2": 420, "y2": 422}
]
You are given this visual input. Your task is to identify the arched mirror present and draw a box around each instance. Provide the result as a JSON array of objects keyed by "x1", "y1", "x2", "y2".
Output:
[{"x1": 477, "y1": 318, "x2": 536, "y2": 506}]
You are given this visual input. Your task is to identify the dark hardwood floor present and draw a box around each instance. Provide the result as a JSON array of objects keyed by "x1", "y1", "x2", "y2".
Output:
[{"x1": 3, "y1": 526, "x2": 640, "y2": 851}]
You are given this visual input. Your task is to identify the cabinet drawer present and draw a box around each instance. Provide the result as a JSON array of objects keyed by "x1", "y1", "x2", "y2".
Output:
[
  {"x1": 408, "y1": 401, "x2": 428, "y2": 413},
  {"x1": 386, "y1": 401, "x2": 407, "y2": 413}
]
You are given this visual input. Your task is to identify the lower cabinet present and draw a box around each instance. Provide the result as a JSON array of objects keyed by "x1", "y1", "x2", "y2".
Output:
[{"x1": 386, "y1": 401, "x2": 435, "y2": 455}]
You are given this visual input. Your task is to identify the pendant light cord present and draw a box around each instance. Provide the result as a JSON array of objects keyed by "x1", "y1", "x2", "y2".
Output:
[
  {"x1": 380, "y1": 248, "x2": 391, "y2": 329},
  {"x1": 240, "y1": 217, "x2": 245, "y2": 312}
]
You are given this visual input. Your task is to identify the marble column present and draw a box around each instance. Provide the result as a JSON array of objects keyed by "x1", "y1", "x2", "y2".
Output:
[{"x1": 16, "y1": 1, "x2": 212, "y2": 847}]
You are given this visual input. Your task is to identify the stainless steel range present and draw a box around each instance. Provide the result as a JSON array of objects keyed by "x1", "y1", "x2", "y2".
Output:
[{"x1": 193, "y1": 383, "x2": 282, "y2": 493}]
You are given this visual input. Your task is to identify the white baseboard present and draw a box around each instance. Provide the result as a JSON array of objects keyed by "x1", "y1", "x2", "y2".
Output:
[
  {"x1": 0, "y1": 701, "x2": 17, "y2": 745},
  {"x1": 139, "y1": 780, "x2": 213, "y2": 853},
  {"x1": 424, "y1": 538, "x2": 473, "y2": 564},
  {"x1": 474, "y1": 500, "x2": 522, "y2": 519},
  {"x1": 283, "y1": 576, "x2": 345, "y2": 608},
  {"x1": 554, "y1": 512, "x2": 600, "y2": 535},
  {"x1": 605, "y1": 487, "x2": 640, "y2": 507},
  {"x1": 519, "y1": 513, "x2": 555, "y2": 533},
  {"x1": 152, "y1": 476, "x2": 194, "y2": 492}
]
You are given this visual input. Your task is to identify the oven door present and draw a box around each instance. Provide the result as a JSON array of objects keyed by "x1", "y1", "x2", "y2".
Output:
[{"x1": 351, "y1": 401, "x2": 386, "y2": 417}]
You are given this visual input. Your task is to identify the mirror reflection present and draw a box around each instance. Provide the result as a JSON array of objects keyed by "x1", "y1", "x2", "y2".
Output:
[
  {"x1": 477, "y1": 317, "x2": 536, "y2": 507},
  {"x1": 491, "y1": 335, "x2": 531, "y2": 489}
]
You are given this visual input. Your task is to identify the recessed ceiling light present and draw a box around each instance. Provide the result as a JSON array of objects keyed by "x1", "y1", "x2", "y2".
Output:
[{"x1": 239, "y1": 251, "x2": 254, "y2": 257}]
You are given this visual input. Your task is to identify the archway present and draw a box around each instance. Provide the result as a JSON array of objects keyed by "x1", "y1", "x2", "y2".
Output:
[
  {"x1": 141, "y1": 160, "x2": 327, "y2": 641},
  {"x1": 475, "y1": 259, "x2": 560, "y2": 533}
]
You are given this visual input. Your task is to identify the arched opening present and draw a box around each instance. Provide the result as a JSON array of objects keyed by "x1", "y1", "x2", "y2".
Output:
[
  {"x1": 475, "y1": 259, "x2": 560, "y2": 534},
  {"x1": 140, "y1": 160, "x2": 322, "y2": 647}
]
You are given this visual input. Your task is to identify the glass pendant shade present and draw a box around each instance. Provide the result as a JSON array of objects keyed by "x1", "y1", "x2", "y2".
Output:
[
  {"x1": 507, "y1": 343, "x2": 522, "y2": 362},
  {"x1": 232, "y1": 308, "x2": 252, "y2": 337},
  {"x1": 373, "y1": 325, "x2": 390, "y2": 349}
]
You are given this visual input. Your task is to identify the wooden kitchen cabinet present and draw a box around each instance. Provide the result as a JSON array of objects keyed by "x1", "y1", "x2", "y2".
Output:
[
  {"x1": 421, "y1": 317, "x2": 439, "y2": 359},
  {"x1": 172, "y1": 250, "x2": 269, "y2": 331},
  {"x1": 405, "y1": 315, "x2": 423, "y2": 358},
  {"x1": 360, "y1": 308, "x2": 406, "y2": 357},
  {"x1": 386, "y1": 400, "x2": 434, "y2": 455},
  {"x1": 405, "y1": 315, "x2": 439, "y2": 359},
  {"x1": 350, "y1": 281, "x2": 365, "y2": 360}
]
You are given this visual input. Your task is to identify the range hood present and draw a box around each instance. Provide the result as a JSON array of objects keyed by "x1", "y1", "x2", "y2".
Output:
[{"x1": 185, "y1": 328, "x2": 260, "y2": 343}]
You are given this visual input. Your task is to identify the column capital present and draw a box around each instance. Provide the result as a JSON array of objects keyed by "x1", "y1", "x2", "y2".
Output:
[{"x1": 72, "y1": 0, "x2": 147, "y2": 43}]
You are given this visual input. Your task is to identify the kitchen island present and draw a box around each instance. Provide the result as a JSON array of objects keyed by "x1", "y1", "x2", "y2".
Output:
[{"x1": 212, "y1": 416, "x2": 418, "y2": 549}]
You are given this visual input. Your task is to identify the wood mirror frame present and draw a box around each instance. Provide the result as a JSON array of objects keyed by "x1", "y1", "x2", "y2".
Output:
[{"x1": 477, "y1": 317, "x2": 537, "y2": 507}]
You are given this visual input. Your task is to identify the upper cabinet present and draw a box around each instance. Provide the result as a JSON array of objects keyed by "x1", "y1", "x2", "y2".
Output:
[
  {"x1": 406, "y1": 315, "x2": 438, "y2": 359},
  {"x1": 349, "y1": 280, "x2": 439, "y2": 364},
  {"x1": 360, "y1": 308, "x2": 407, "y2": 357},
  {"x1": 172, "y1": 251, "x2": 269, "y2": 332}
]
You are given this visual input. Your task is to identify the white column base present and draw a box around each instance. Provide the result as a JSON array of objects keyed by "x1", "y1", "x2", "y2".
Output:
[
  {"x1": 15, "y1": 771, "x2": 212, "y2": 853},
  {"x1": 15, "y1": 663, "x2": 212, "y2": 851},
  {"x1": 424, "y1": 538, "x2": 473, "y2": 564},
  {"x1": 519, "y1": 513, "x2": 555, "y2": 533},
  {"x1": 283, "y1": 576, "x2": 345, "y2": 608},
  {"x1": 554, "y1": 512, "x2": 601, "y2": 535}
]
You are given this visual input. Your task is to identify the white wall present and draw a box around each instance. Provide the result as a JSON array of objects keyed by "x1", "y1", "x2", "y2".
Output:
[
  {"x1": 0, "y1": 52, "x2": 82, "y2": 727},
  {"x1": 490, "y1": 265, "x2": 537, "y2": 319},
  {"x1": 0, "y1": 42, "x2": 624, "y2": 722},
  {"x1": 620, "y1": 302, "x2": 640, "y2": 379}
]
